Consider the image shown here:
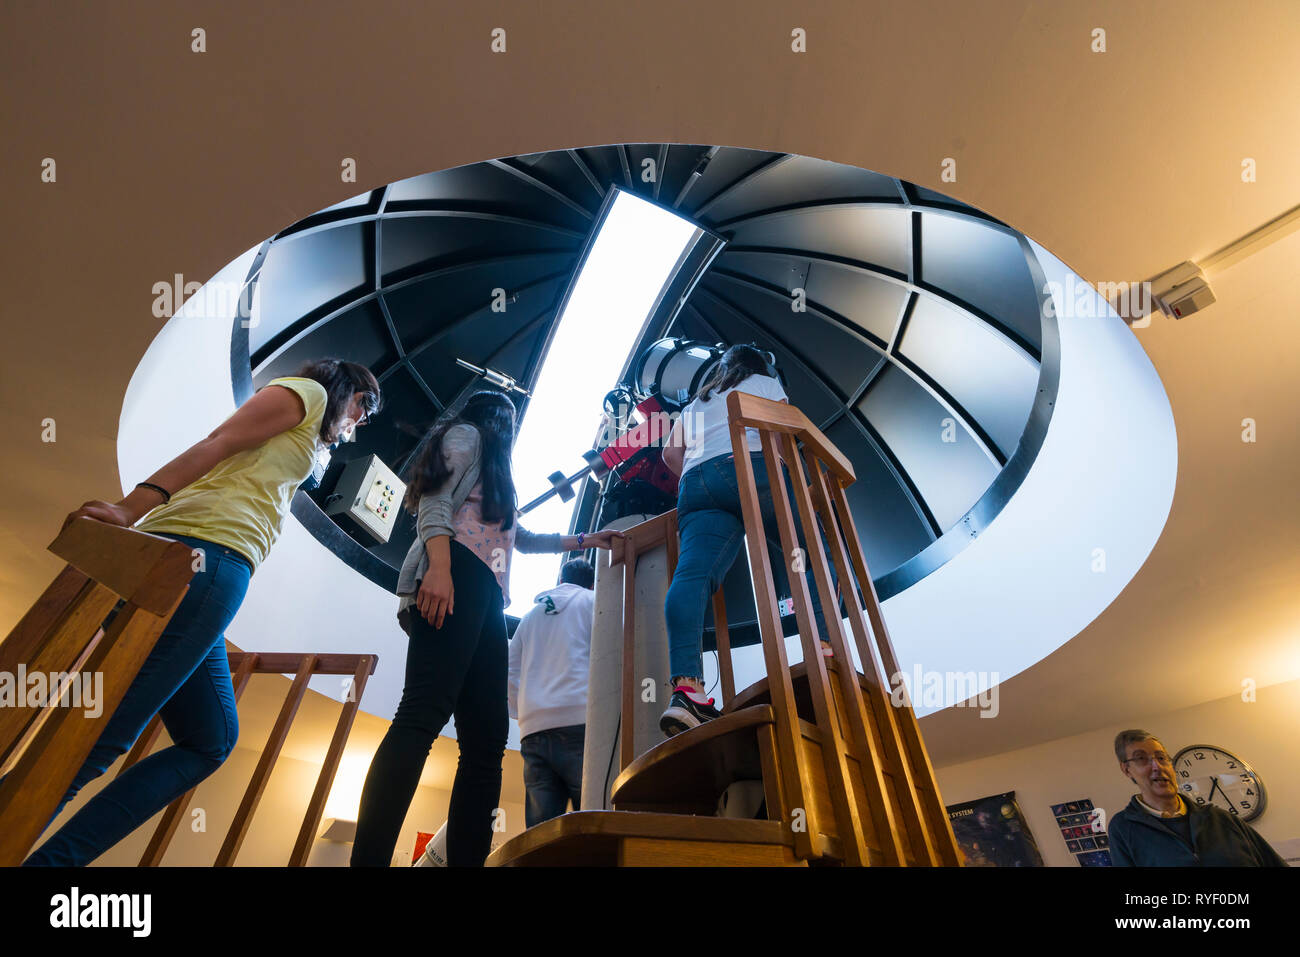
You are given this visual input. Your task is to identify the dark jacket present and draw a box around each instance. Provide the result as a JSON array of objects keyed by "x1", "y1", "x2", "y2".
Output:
[{"x1": 1108, "y1": 794, "x2": 1288, "y2": 866}]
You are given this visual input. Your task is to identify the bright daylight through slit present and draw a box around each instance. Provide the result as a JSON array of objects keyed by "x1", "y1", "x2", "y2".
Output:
[{"x1": 507, "y1": 190, "x2": 698, "y2": 617}]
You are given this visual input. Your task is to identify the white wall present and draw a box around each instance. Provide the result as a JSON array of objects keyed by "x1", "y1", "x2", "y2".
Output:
[
  {"x1": 66, "y1": 742, "x2": 528, "y2": 867},
  {"x1": 932, "y1": 677, "x2": 1300, "y2": 866}
]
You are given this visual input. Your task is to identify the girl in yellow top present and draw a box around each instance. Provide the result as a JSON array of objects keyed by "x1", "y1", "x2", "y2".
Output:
[{"x1": 21, "y1": 358, "x2": 380, "y2": 866}]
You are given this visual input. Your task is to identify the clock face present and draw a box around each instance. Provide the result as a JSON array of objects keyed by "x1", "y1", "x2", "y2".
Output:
[{"x1": 1172, "y1": 744, "x2": 1266, "y2": 821}]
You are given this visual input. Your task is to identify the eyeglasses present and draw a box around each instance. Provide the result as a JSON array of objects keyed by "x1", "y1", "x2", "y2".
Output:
[
  {"x1": 352, "y1": 393, "x2": 378, "y2": 427},
  {"x1": 1122, "y1": 752, "x2": 1173, "y2": 768}
]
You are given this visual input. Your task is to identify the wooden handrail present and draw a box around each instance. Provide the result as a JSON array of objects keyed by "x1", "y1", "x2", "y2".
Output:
[
  {"x1": 0, "y1": 515, "x2": 381, "y2": 867},
  {"x1": 726, "y1": 391, "x2": 856, "y2": 485},
  {"x1": 48, "y1": 517, "x2": 200, "y2": 616},
  {"x1": 0, "y1": 519, "x2": 195, "y2": 866}
]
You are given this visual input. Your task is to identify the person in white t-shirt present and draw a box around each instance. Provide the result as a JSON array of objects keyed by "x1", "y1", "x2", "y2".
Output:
[
  {"x1": 507, "y1": 559, "x2": 595, "y2": 827},
  {"x1": 658, "y1": 345, "x2": 841, "y2": 736}
]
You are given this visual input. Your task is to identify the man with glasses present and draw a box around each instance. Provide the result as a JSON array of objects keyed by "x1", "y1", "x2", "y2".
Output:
[{"x1": 1107, "y1": 729, "x2": 1286, "y2": 866}]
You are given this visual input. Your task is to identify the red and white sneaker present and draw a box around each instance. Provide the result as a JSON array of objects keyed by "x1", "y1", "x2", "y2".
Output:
[{"x1": 659, "y1": 685, "x2": 722, "y2": 737}]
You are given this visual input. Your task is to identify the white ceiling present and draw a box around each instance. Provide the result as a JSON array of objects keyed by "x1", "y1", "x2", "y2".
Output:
[{"x1": 1, "y1": 0, "x2": 1297, "y2": 772}]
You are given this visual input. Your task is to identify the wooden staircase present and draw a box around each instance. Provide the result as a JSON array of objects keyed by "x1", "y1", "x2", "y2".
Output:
[
  {"x1": 0, "y1": 518, "x2": 379, "y2": 866},
  {"x1": 488, "y1": 392, "x2": 963, "y2": 867}
]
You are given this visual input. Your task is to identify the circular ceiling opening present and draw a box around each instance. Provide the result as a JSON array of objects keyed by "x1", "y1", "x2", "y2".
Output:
[
  {"x1": 118, "y1": 144, "x2": 1174, "y2": 718},
  {"x1": 238, "y1": 146, "x2": 1059, "y2": 603}
]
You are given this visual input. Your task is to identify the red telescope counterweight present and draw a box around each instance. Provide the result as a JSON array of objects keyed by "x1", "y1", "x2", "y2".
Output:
[{"x1": 521, "y1": 395, "x2": 680, "y2": 514}]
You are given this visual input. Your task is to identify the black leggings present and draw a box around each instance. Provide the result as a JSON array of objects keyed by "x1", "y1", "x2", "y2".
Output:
[{"x1": 351, "y1": 539, "x2": 508, "y2": 866}]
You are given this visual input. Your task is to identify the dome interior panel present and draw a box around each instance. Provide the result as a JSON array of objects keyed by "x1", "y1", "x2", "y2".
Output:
[
  {"x1": 823, "y1": 415, "x2": 936, "y2": 574},
  {"x1": 724, "y1": 206, "x2": 912, "y2": 277},
  {"x1": 856, "y1": 364, "x2": 1000, "y2": 532},
  {"x1": 701, "y1": 154, "x2": 901, "y2": 223},
  {"x1": 251, "y1": 223, "x2": 370, "y2": 354},
  {"x1": 897, "y1": 294, "x2": 1040, "y2": 459},
  {"x1": 379, "y1": 215, "x2": 580, "y2": 285},
  {"x1": 919, "y1": 212, "x2": 1043, "y2": 355}
]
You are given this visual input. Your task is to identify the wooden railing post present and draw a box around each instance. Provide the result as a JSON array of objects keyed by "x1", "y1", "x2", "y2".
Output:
[
  {"x1": 760, "y1": 429, "x2": 870, "y2": 866},
  {"x1": 827, "y1": 479, "x2": 964, "y2": 865},
  {"x1": 728, "y1": 411, "x2": 818, "y2": 862},
  {"x1": 0, "y1": 578, "x2": 118, "y2": 774},
  {"x1": 215, "y1": 655, "x2": 317, "y2": 866},
  {"x1": 781, "y1": 431, "x2": 907, "y2": 865},
  {"x1": 803, "y1": 446, "x2": 941, "y2": 865},
  {"x1": 710, "y1": 589, "x2": 735, "y2": 708},
  {"x1": 290, "y1": 653, "x2": 376, "y2": 866},
  {"x1": 0, "y1": 567, "x2": 99, "y2": 693}
]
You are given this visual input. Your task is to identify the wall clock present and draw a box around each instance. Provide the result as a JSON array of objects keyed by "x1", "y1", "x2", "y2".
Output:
[{"x1": 1172, "y1": 744, "x2": 1266, "y2": 822}]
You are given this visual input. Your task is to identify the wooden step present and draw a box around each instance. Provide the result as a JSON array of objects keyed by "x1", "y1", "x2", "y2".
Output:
[
  {"x1": 731, "y1": 657, "x2": 875, "y2": 719},
  {"x1": 485, "y1": 810, "x2": 801, "y2": 866},
  {"x1": 610, "y1": 705, "x2": 774, "y2": 814}
]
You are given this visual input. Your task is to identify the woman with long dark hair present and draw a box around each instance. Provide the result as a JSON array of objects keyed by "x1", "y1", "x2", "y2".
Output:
[
  {"x1": 349, "y1": 389, "x2": 622, "y2": 867},
  {"x1": 21, "y1": 358, "x2": 381, "y2": 865},
  {"x1": 659, "y1": 344, "x2": 840, "y2": 736}
]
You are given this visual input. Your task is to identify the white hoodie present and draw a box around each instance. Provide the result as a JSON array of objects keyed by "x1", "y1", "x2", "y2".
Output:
[{"x1": 507, "y1": 582, "x2": 594, "y2": 739}]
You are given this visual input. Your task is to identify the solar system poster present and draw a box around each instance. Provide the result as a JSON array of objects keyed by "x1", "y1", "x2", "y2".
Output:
[{"x1": 946, "y1": 791, "x2": 1045, "y2": 867}]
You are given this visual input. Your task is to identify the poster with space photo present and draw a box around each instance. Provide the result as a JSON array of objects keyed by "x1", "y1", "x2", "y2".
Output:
[
  {"x1": 1050, "y1": 799, "x2": 1113, "y2": 865},
  {"x1": 946, "y1": 791, "x2": 1045, "y2": 867}
]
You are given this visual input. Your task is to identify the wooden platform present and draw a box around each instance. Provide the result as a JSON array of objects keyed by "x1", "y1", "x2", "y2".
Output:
[
  {"x1": 486, "y1": 810, "x2": 803, "y2": 867},
  {"x1": 730, "y1": 657, "x2": 876, "y2": 721},
  {"x1": 611, "y1": 705, "x2": 773, "y2": 814}
]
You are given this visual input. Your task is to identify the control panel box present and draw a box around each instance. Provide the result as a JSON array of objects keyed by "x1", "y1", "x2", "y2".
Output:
[{"x1": 324, "y1": 453, "x2": 406, "y2": 543}]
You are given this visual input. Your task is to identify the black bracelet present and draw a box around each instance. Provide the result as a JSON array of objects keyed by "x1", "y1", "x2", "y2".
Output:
[{"x1": 136, "y1": 482, "x2": 172, "y2": 504}]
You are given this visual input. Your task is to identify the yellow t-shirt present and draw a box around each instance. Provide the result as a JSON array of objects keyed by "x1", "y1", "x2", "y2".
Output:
[{"x1": 135, "y1": 377, "x2": 328, "y2": 571}]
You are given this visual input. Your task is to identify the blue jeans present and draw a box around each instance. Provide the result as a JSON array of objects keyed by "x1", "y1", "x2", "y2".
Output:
[
  {"x1": 520, "y1": 724, "x2": 585, "y2": 827},
  {"x1": 665, "y1": 450, "x2": 841, "y2": 682},
  {"x1": 20, "y1": 534, "x2": 248, "y2": 866}
]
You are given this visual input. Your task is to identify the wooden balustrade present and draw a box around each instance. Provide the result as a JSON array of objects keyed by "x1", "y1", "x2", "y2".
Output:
[
  {"x1": 607, "y1": 391, "x2": 963, "y2": 866},
  {"x1": 0, "y1": 519, "x2": 195, "y2": 866},
  {"x1": 117, "y1": 650, "x2": 377, "y2": 866},
  {"x1": 0, "y1": 517, "x2": 378, "y2": 866}
]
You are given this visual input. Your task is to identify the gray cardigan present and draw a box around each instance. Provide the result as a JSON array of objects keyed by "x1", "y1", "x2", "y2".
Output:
[{"x1": 397, "y1": 423, "x2": 560, "y2": 613}]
